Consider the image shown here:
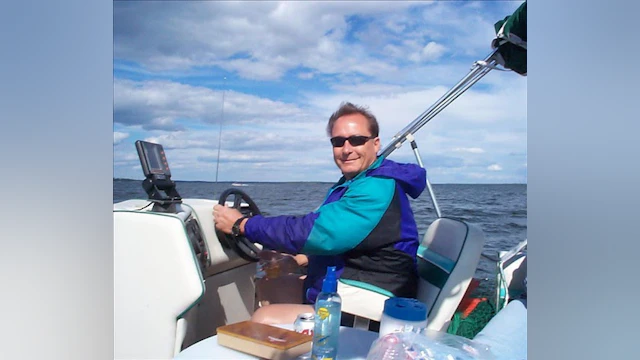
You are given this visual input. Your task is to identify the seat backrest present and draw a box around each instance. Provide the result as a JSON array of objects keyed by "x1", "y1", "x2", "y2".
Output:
[
  {"x1": 114, "y1": 210, "x2": 205, "y2": 359},
  {"x1": 416, "y1": 217, "x2": 484, "y2": 331}
]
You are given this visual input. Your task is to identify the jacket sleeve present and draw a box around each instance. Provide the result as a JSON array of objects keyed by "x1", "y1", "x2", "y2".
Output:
[
  {"x1": 244, "y1": 176, "x2": 396, "y2": 256},
  {"x1": 302, "y1": 176, "x2": 395, "y2": 255},
  {"x1": 243, "y1": 212, "x2": 320, "y2": 254}
]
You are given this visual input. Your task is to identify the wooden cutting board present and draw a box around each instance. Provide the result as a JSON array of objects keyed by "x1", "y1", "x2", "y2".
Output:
[{"x1": 216, "y1": 321, "x2": 313, "y2": 360}]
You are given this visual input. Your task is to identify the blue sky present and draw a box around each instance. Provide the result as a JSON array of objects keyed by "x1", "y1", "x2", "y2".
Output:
[{"x1": 113, "y1": 1, "x2": 526, "y2": 183}]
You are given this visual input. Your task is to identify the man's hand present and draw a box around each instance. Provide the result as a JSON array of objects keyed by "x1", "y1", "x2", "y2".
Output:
[
  {"x1": 293, "y1": 254, "x2": 309, "y2": 267},
  {"x1": 212, "y1": 204, "x2": 243, "y2": 234}
]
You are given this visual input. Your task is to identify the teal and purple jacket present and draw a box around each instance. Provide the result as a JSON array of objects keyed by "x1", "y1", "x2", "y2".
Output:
[{"x1": 244, "y1": 157, "x2": 426, "y2": 303}]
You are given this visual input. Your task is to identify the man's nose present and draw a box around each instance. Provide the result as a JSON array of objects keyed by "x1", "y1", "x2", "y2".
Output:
[{"x1": 341, "y1": 141, "x2": 353, "y2": 153}]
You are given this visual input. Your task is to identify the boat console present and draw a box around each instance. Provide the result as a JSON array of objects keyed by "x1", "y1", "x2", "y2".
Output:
[{"x1": 114, "y1": 141, "x2": 261, "y2": 359}]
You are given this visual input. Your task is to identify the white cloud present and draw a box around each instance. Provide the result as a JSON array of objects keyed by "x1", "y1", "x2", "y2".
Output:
[
  {"x1": 113, "y1": 71, "x2": 526, "y2": 182},
  {"x1": 421, "y1": 42, "x2": 447, "y2": 61},
  {"x1": 113, "y1": 1, "x2": 527, "y2": 184},
  {"x1": 114, "y1": 132, "x2": 129, "y2": 144},
  {"x1": 114, "y1": 79, "x2": 311, "y2": 130},
  {"x1": 409, "y1": 41, "x2": 446, "y2": 62},
  {"x1": 144, "y1": 133, "x2": 211, "y2": 150},
  {"x1": 113, "y1": 1, "x2": 420, "y2": 79},
  {"x1": 112, "y1": 1, "x2": 517, "y2": 81},
  {"x1": 219, "y1": 58, "x2": 292, "y2": 81},
  {"x1": 453, "y1": 147, "x2": 485, "y2": 154},
  {"x1": 297, "y1": 72, "x2": 315, "y2": 80}
]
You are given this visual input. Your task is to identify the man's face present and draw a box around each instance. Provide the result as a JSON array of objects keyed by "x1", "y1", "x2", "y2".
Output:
[{"x1": 331, "y1": 113, "x2": 380, "y2": 180}]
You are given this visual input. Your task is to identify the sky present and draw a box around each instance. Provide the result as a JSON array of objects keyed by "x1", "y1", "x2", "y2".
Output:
[{"x1": 113, "y1": 1, "x2": 527, "y2": 184}]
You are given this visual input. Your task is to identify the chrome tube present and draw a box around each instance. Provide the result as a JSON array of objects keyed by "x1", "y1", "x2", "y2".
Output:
[
  {"x1": 380, "y1": 50, "x2": 499, "y2": 159},
  {"x1": 407, "y1": 134, "x2": 442, "y2": 218}
]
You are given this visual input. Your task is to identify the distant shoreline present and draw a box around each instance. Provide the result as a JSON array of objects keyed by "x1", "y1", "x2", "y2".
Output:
[{"x1": 113, "y1": 178, "x2": 527, "y2": 185}]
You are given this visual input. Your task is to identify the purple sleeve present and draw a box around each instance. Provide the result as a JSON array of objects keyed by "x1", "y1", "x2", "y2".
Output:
[{"x1": 244, "y1": 212, "x2": 320, "y2": 254}]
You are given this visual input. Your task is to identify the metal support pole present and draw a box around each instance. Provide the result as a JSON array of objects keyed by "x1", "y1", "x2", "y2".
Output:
[
  {"x1": 407, "y1": 134, "x2": 442, "y2": 218},
  {"x1": 380, "y1": 50, "x2": 499, "y2": 159}
]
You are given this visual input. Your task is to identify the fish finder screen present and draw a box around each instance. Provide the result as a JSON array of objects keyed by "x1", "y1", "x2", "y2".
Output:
[
  {"x1": 147, "y1": 147, "x2": 163, "y2": 173},
  {"x1": 136, "y1": 140, "x2": 171, "y2": 178}
]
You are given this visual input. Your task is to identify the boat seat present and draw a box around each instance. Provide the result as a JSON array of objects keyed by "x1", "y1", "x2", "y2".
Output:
[
  {"x1": 339, "y1": 279, "x2": 393, "y2": 325},
  {"x1": 114, "y1": 211, "x2": 205, "y2": 359},
  {"x1": 338, "y1": 218, "x2": 484, "y2": 332},
  {"x1": 417, "y1": 217, "x2": 484, "y2": 331}
]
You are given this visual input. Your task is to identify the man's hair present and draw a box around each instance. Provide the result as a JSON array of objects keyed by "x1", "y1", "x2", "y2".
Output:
[{"x1": 326, "y1": 102, "x2": 379, "y2": 137}]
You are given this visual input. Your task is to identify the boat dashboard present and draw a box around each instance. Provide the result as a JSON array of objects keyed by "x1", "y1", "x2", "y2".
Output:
[
  {"x1": 114, "y1": 140, "x2": 261, "y2": 277},
  {"x1": 115, "y1": 140, "x2": 268, "y2": 354},
  {"x1": 114, "y1": 198, "x2": 257, "y2": 277}
]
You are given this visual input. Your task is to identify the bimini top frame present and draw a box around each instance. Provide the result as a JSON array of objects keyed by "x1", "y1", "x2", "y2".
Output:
[{"x1": 378, "y1": 50, "x2": 502, "y2": 218}]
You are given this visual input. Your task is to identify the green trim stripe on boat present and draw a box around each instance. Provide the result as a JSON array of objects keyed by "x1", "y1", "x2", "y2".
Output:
[{"x1": 416, "y1": 244, "x2": 456, "y2": 289}]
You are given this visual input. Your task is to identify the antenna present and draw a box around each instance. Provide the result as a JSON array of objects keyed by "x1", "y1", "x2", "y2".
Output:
[{"x1": 215, "y1": 76, "x2": 226, "y2": 182}]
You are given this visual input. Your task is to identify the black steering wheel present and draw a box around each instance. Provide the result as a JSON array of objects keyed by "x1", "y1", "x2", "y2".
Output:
[{"x1": 217, "y1": 188, "x2": 262, "y2": 262}]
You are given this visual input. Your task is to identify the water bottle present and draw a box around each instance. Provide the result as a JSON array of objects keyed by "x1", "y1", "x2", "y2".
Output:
[{"x1": 311, "y1": 266, "x2": 342, "y2": 360}]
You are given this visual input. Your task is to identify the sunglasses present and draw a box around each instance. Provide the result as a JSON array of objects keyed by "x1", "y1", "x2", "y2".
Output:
[{"x1": 330, "y1": 135, "x2": 375, "y2": 147}]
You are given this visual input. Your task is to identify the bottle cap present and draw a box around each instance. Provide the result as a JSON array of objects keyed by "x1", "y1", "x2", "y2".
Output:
[
  {"x1": 383, "y1": 297, "x2": 427, "y2": 322},
  {"x1": 321, "y1": 266, "x2": 338, "y2": 293}
]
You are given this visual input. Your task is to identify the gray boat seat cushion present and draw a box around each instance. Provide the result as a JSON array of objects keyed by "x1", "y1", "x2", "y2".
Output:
[
  {"x1": 338, "y1": 217, "x2": 484, "y2": 332},
  {"x1": 417, "y1": 217, "x2": 484, "y2": 331}
]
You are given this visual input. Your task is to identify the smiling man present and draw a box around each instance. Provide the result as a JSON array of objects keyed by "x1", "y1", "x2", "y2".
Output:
[
  {"x1": 329, "y1": 110, "x2": 380, "y2": 180},
  {"x1": 213, "y1": 102, "x2": 427, "y2": 324}
]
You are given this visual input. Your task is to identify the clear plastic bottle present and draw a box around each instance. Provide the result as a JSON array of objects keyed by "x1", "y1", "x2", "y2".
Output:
[
  {"x1": 311, "y1": 266, "x2": 342, "y2": 360},
  {"x1": 366, "y1": 329, "x2": 498, "y2": 360},
  {"x1": 366, "y1": 333, "x2": 405, "y2": 360}
]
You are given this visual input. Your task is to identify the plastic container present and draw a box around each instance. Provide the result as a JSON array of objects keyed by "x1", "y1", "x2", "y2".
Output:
[
  {"x1": 366, "y1": 329, "x2": 497, "y2": 360},
  {"x1": 378, "y1": 297, "x2": 428, "y2": 338},
  {"x1": 311, "y1": 266, "x2": 342, "y2": 360}
]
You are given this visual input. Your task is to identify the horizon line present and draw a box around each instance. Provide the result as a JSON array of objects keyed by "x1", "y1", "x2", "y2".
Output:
[{"x1": 114, "y1": 177, "x2": 527, "y2": 185}]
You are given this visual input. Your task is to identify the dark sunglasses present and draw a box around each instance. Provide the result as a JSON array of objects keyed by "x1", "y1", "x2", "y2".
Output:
[{"x1": 330, "y1": 135, "x2": 375, "y2": 147}]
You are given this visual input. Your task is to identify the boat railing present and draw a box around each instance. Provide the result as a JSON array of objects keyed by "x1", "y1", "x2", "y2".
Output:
[{"x1": 495, "y1": 239, "x2": 527, "y2": 312}]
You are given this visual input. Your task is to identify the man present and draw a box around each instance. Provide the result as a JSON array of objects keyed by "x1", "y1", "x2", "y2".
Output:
[{"x1": 213, "y1": 102, "x2": 426, "y2": 323}]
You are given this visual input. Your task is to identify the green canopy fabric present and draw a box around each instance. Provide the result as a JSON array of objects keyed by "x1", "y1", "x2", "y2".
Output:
[{"x1": 492, "y1": 1, "x2": 527, "y2": 76}]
